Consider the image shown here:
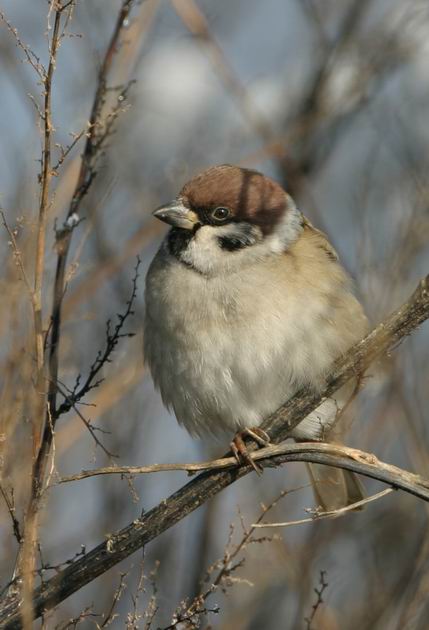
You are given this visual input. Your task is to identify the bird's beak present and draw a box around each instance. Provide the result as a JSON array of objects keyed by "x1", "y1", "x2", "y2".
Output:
[{"x1": 152, "y1": 200, "x2": 198, "y2": 230}]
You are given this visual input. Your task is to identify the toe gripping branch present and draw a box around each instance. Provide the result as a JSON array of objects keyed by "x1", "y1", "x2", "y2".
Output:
[{"x1": 230, "y1": 428, "x2": 270, "y2": 474}]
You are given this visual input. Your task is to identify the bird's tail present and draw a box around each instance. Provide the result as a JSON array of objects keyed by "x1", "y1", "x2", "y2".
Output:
[{"x1": 306, "y1": 463, "x2": 365, "y2": 512}]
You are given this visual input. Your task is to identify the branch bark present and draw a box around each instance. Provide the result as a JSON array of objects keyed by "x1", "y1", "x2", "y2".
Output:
[
  {"x1": 18, "y1": 8, "x2": 63, "y2": 630},
  {"x1": 0, "y1": 274, "x2": 427, "y2": 628}
]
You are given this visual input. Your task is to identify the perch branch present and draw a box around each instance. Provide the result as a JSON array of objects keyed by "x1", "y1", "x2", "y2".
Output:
[{"x1": 56, "y1": 441, "x2": 429, "y2": 503}]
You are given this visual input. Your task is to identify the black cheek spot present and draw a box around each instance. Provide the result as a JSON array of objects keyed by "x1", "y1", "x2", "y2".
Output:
[
  {"x1": 217, "y1": 233, "x2": 257, "y2": 251},
  {"x1": 218, "y1": 237, "x2": 245, "y2": 251}
]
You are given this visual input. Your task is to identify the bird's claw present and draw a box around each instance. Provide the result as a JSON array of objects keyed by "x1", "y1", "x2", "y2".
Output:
[
  {"x1": 230, "y1": 428, "x2": 271, "y2": 475},
  {"x1": 244, "y1": 427, "x2": 270, "y2": 447}
]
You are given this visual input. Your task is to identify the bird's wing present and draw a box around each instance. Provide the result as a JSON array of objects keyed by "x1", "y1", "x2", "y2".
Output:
[{"x1": 301, "y1": 214, "x2": 339, "y2": 262}]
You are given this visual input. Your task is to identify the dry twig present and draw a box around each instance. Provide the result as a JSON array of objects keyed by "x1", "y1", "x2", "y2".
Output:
[
  {"x1": 304, "y1": 570, "x2": 329, "y2": 630},
  {"x1": 252, "y1": 488, "x2": 393, "y2": 529}
]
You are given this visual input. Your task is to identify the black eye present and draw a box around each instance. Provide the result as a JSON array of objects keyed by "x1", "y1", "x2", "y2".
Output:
[{"x1": 211, "y1": 207, "x2": 231, "y2": 222}]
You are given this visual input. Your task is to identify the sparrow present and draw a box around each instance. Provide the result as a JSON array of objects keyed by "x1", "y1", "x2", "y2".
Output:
[{"x1": 144, "y1": 164, "x2": 368, "y2": 511}]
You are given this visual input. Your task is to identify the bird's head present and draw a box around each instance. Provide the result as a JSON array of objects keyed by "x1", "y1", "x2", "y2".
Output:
[{"x1": 153, "y1": 164, "x2": 303, "y2": 275}]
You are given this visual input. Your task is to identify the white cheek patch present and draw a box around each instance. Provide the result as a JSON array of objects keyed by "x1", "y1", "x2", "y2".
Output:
[
  {"x1": 177, "y1": 197, "x2": 303, "y2": 276},
  {"x1": 179, "y1": 224, "x2": 258, "y2": 275},
  {"x1": 266, "y1": 198, "x2": 303, "y2": 254}
]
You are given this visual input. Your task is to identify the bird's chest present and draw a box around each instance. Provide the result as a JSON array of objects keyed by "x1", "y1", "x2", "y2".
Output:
[{"x1": 144, "y1": 256, "x2": 332, "y2": 433}]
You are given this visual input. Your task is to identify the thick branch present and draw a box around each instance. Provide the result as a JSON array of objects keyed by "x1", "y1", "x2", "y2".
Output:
[{"x1": 0, "y1": 274, "x2": 428, "y2": 628}]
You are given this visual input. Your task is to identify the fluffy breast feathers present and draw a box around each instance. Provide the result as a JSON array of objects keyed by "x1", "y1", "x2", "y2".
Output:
[{"x1": 144, "y1": 220, "x2": 368, "y2": 438}]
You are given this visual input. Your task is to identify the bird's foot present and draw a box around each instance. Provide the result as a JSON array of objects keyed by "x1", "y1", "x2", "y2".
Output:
[
  {"x1": 230, "y1": 428, "x2": 271, "y2": 475},
  {"x1": 245, "y1": 427, "x2": 270, "y2": 447}
]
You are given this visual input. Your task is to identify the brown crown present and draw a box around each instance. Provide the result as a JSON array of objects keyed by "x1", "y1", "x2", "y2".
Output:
[{"x1": 180, "y1": 164, "x2": 289, "y2": 235}]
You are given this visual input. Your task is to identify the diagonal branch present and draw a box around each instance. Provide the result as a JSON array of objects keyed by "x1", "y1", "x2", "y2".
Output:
[{"x1": 0, "y1": 274, "x2": 428, "y2": 628}]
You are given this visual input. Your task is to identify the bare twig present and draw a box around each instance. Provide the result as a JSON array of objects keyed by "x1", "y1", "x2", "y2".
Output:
[
  {"x1": 52, "y1": 127, "x2": 88, "y2": 174},
  {"x1": 99, "y1": 573, "x2": 127, "y2": 628},
  {"x1": 0, "y1": 211, "x2": 33, "y2": 302},
  {"x1": 305, "y1": 570, "x2": 329, "y2": 630},
  {"x1": 252, "y1": 488, "x2": 393, "y2": 529},
  {"x1": 55, "y1": 256, "x2": 140, "y2": 418},
  {"x1": 0, "y1": 484, "x2": 22, "y2": 545},
  {"x1": 54, "y1": 383, "x2": 117, "y2": 459},
  {"x1": 0, "y1": 11, "x2": 46, "y2": 79},
  {"x1": 126, "y1": 559, "x2": 146, "y2": 629},
  {"x1": 54, "y1": 607, "x2": 98, "y2": 630},
  {"x1": 164, "y1": 491, "x2": 287, "y2": 629}
]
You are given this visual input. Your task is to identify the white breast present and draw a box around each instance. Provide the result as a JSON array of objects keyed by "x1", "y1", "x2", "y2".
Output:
[{"x1": 144, "y1": 240, "x2": 367, "y2": 439}]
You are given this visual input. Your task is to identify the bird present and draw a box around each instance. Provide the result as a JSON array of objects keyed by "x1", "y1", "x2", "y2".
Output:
[{"x1": 144, "y1": 164, "x2": 368, "y2": 511}]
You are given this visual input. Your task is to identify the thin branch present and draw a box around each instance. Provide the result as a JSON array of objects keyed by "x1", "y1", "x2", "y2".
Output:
[
  {"x1": 165, "y1": 494, "x2": 286, "y2": 628},
  {"x1": 0, "y1": 210, "x2": 33, "y2": 302},
  {"x1": 0, "y1": 11, "x2": 46, "y2": 79},
  {"x1": 252, "y1": 488, "x2": 393, "y2": 529},
  {"x1": 54, "y1": 382, "x2": 117, "y2": 459},
  {"x1": 305, "y1": 570, "x2": 329, "y2": 630},
  {"x1": 0, "y1": 484, "x2": 22, "y2": 545},
  {"x1": 44, "y1": 404, "x2": 56, "y2": 492},
  {"x1": 0, "y1": 273, "x2": 428, "y2": 628},
  {"x1": 67, "y1": 0, "x2": 135, "y2": 220},
  {"x1": 99, "y1": 573, "x2": 127, "y2": 628},
  {"x1": 55, "y1": 256, "x2": 140, "y2": 418},
  {"x1": 52, "y1": 127, "x2": 88, "y2": 174}
]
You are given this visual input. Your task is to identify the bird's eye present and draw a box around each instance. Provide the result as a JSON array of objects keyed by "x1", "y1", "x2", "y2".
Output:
[{"x1": 211, "y1": 207, "x2": 231, "y2": 222}]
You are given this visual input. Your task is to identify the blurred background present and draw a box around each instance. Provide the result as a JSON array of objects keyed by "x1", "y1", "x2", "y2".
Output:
[{"x1": 1, "y1": 0, "x2": 429, "y2": 627}]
